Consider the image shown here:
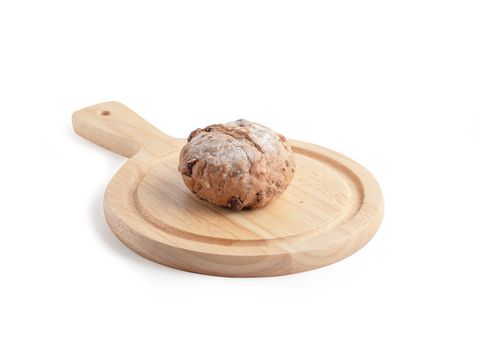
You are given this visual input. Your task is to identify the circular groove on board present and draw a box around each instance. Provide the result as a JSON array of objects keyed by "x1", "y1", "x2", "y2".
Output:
[{"x1": 131, "y1": 147, "x2": 364, "y2": 247}]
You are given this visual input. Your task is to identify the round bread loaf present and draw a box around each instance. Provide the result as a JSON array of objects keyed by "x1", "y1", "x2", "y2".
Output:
[{"x1": 178, "y1": 119, "x2": 295, "y2": 210}]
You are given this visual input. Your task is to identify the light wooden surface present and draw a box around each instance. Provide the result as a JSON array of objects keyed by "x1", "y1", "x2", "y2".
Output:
[{"x1": 73, "y1": 101, "x2": 384, "y2": 277}]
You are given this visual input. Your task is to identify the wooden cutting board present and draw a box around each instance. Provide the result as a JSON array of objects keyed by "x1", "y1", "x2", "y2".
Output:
[{"x1": 73, "y1": 101, "x2": 384, "y2": 277}]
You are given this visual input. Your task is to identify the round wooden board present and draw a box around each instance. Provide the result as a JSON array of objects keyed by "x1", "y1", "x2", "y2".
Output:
[{"x1": 73, "y1": 102, "x2": 384, "y2": 277}]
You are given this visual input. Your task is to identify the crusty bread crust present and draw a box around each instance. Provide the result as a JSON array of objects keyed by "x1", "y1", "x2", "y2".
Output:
[{"x1": 178, "y1": 119, "x2": 295, "y2": 210}]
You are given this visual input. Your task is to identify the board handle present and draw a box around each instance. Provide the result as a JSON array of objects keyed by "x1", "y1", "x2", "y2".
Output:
[{"x1": 72, "y1": 101, "x2": 177, "y2": 158}]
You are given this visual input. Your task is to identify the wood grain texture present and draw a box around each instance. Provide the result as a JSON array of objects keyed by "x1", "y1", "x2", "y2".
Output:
[{"x1": 73, "y1": 101, "x2": 384, "y2": 277}]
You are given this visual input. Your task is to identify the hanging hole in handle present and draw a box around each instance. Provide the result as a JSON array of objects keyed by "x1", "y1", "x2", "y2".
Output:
[{"x1": 100, "y1": 110, "x2": 111, "y2": 116}]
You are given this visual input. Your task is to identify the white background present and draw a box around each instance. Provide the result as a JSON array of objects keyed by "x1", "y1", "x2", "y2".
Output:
[{"x1": 1, "y1": 1, "x2": 478, "y2": 349}]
